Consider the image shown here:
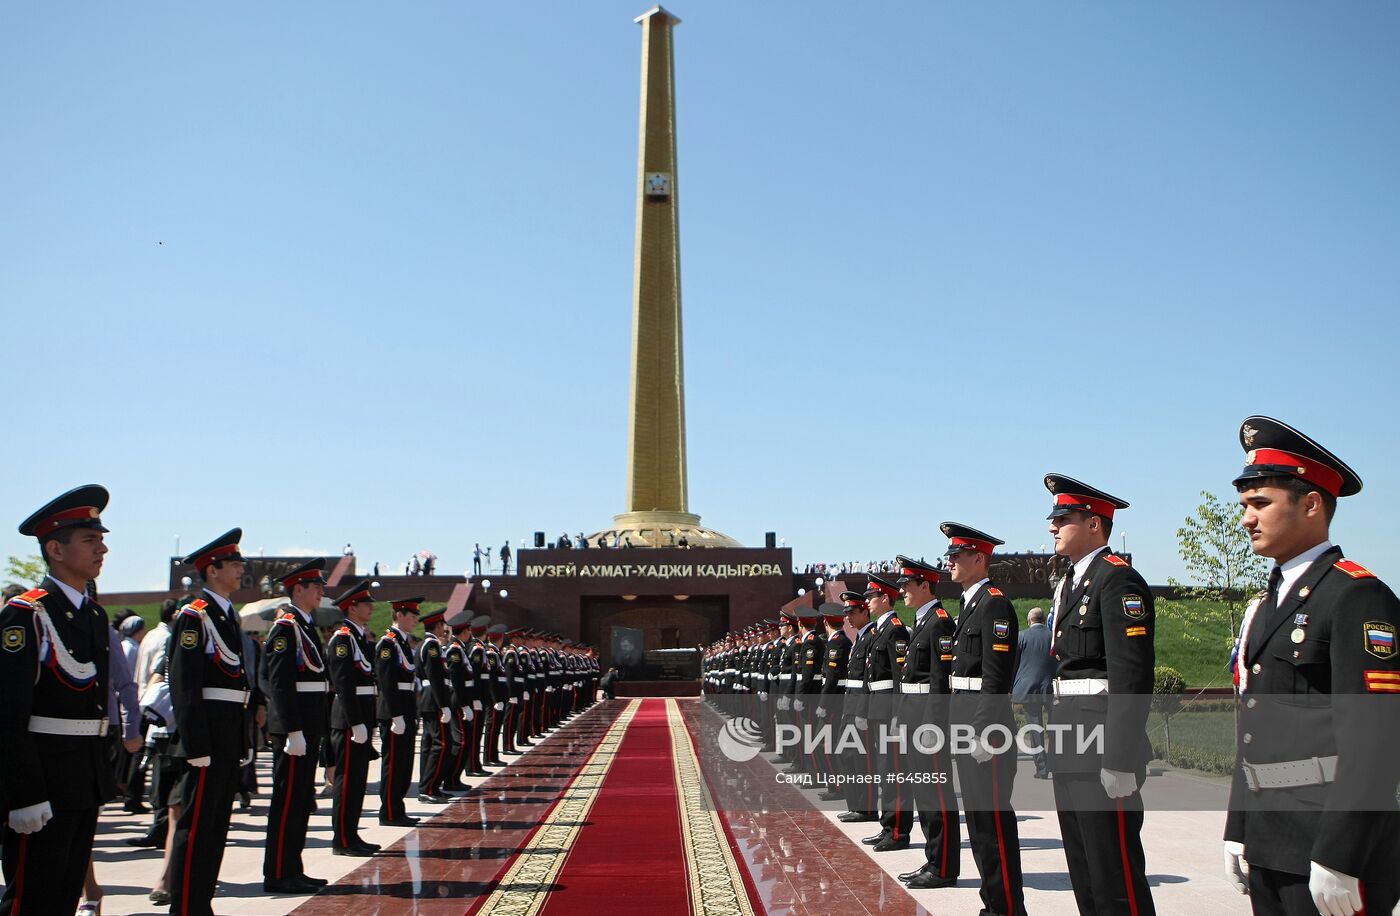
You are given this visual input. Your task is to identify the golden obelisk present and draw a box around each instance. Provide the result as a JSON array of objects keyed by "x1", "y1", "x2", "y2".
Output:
[{"x1": 592, "y1": 6, "x2": 739, "y2": 549}]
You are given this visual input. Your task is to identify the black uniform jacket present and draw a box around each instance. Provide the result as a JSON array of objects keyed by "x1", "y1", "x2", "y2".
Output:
[
  {"x1": 843, "y1": 623, "x2": 877, "y2": 720},
  {"x1": 263, "y1": 608, "x2": 329, "y2": 738},
  {"x1": 865, "y1": 612, "x2": 910, "y2": 719},
  {"x1": 794, "y1": 629, "x2": 827, "y2": 695},
  {"x1": 0, "y1": 580, "x2": 114, "y2": 811},
  {"x1": 168, "y1": 590, "x2": 250, "y2": 762},
  {"x1": 416, "y1": 635, "x2": 451, "y2": 716},
  {"x1": 327, "y1": 618, "x2": 376, "y2": 730},
  {"x1": 1224, "y1": 547, "x2": 1400, "y2": 881},
  {"x1": 950, "y1": 582, "x2": 1017, "y2": 736},
  {"x1": 374, "y1": 626, "x2": 416, "y2": 721},
  {"x1": 1049, "y1": 551, "x2": 1154, "y2": 774},
  {"x1": 817, "y1": 629, "x2": 852, "y2": 716}
]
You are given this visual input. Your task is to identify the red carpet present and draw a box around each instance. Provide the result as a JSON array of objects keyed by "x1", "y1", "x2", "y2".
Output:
[{"x1": 538, "y1": 698, "x2": 688, "y2": 914}]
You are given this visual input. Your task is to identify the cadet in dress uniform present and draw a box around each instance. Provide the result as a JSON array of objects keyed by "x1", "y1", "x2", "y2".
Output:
[
  {"x1": 416, "y1": 606, "x2": 454, "y2": 801},
  {"x1": 1043, "y1": 475, "x2": 1156, "y2": 916},
  {"x1": 441, "y1": 618, "x2": 470, "y2": 793},
  {"x1": 837, "y1": 592, "x2": 880, "y2": 824},
  {"x1": 466, "y1": 616, "x2": 494, "y2": 774},
  {"x1": 375, "y1": 597, "x2": 420, "y2": 826},
  {"x1": 445, "y1": 612, "x2": 480, "y2": 790},
  {"x1": 815, "y1": 609, "x2": 851, "y2": 794},
  {"x1": 1, "y1": 486, "x2": 114, "y2": 916},
  {"x1": 1222, "y1": 417, "x2": 1400, "y2": 916},
  {"x1": 862, "y1": 573, "x2": 913, "y2": 852},
  {"x1": 891, "y1": 555, "x2": 960, "y2": 890},
  {"x1": 772, "y1": 613, "x2": 799, "y2": 762},
  {"x1": 943, "y1": 525, "x2": 1026, "y2": 914},
  {"x1": 326, "y1": 580, "x2": 381, "y2": 856},
  {"x1": 261, "y1": 558, "x2": 331, "y2": 893},
  {"x1": 168, "y1": 529, "x2": 255, "y2": 916},
  {"x1": 484, "y1": 624, "x2": 509, "y2": 765}
]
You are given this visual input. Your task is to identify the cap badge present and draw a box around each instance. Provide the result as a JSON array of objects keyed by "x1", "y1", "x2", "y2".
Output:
[{"x1": 1242, "y1": 424, "x2": 1258, "y2": 446}]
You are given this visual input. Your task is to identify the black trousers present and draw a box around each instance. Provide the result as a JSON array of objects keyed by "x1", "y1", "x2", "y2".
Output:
[
  {"x1": 840, "y1": 715, "x2": 878, "y2": 817},
  {"x1": 0, "y1": 806, "x2": 98, "y2": 916},
  {"x1": 487, "y1": 705, "x2": 506, "y2": 762},
  {"x1": 328, "y1": 728, "x2": 372, "y2": 848},
  {"x1": 873, "y1": 717, "x2": 913, "y2": 842},
  {"x1": 377, "y1": 720, "x2": 416, "y2": 821},
  {"x1": 912, "y1": 737, "x2": 960, "y2": 880},
  {"x1": 418, "y1": 714, "x2": 449, "y2": 795},
  {"x1": 1247, "y1": 864, "x2": 1398, "y2": 916},
  {"x1": 469, "y1": 704, "x2": 487, "y2": 770},
  {"x1": 955, "y1": 751, "x2": 1025, "y2": 915},
  {"x1": 263, "y1": 735, "x2": 320, "y2": 881},
  {"x1": 442, "y1": 710, "x2": 466, "y2": 789},
  {"x1": 1053, "y1": 773, "x2": 1155, "y2": 916},
  {"x1": 170, "y1": 757, "x2": 240, "y2": 916}
]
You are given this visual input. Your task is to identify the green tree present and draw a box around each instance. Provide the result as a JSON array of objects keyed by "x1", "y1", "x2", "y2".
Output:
[
  {"x1": 1153, "y1": 666, "x2": 1186, "y2": 761},
  {"x1": 1169, "y1": 490, "x2": 1268, "y2": 604},
  {"x1": 4, "y1": 555, "x2": 46, "y2": 589}
]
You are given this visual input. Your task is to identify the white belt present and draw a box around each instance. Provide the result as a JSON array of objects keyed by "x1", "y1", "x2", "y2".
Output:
[
  {"x1": 464, "y1": 679, "x2": 475, "y2": 687},
  {"x1": 295, "y1": 682, "x2": 327, "y2": 693},
  {"x1": 840, "y1": 679, "x2": 862, "y2": 689},
  {"x1": 419, "y1": 678, "x2": 433, "y2": 688},
  {"x1": 202, "y1": 688, "x2": 250, "y2": 704},
  {"x1": 29, "y1": 715, "x2": 109, "y2": 737},
  {"x1": 354, "y1": 686, "x2": 377, "y2": 696},
  {"x1": 950, "y1": 676, "x2": 983, "y2": 691},
  {"x1": 1243, "y1": 755, "x2": 1338, "y2": 791},
  {"x1": 513, "y1": 677, "x2": 526, "y2": 683},
  {"x1": 900, "y1": 683, "x2": 930, "y2": 694},
  {"x1": 1053, "y1": 678, "x2": 1110, "y2": 696},
  {"x1": 867, "y1": 679, "x2": 894, "y2": 691},
  {"x1": 397, "y1": 682, "x2": 414, "y2": 691},
  {"x1": 778, "y1": 673, "x2": 794, "y2": 680},
  {"x1": 497, "y1": 676, "x2": 509, "y2": 682},
  {"x1": 545, "y1": 687, "x2": 556, "y2": 693}
]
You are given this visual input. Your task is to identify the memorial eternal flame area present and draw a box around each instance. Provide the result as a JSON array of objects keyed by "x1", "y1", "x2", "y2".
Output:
[{"x1": 12, "y1": 6, "x2": 1394, "y2": 916}]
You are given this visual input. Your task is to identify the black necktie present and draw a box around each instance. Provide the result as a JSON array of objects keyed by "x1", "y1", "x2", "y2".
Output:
[
  {"x1": 1262, "y1": 565, "x2": 1284, "y2": 625},
  {"x1": 1248, "y1": 566, "x2": 1283, "y2": 659}
]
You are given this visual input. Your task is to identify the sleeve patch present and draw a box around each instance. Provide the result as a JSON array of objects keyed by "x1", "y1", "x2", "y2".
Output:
[
  {"x1": 992, "y1": 620, "x2": 1010, "y2": 639},
  {"x1": 1126, "y1": 625, "x2": 1148, "y2": 638},
  {"x1": 1364, "y1": 622, "x2": 1396, "y2": 659},
  {"x1": 181, "y1": 629, "x2": 201, "y2": 649},
  {"x1": 272, "y1": 636, "x2": 288, "y2": 652},
  {"x1": 991, "y1": 643, "x2": 1011, "y2": 652},
  {"x1": 1363, "y1": 670, "x2": 1400, "y2": 692},
  {"x1": 938, "y1": 637, "x2": 953, "y2": 652},
  {"x1": 3, "y1": 625, "x2": 25, "y2": 651},
  {"x1": 1336, "y1": 559, "x2": 1377, "y2": 579},
  {"x1": 380, "y1": 647, "x2": 391, "y2": 659},
  {"x1": 1122, "y1": 596, "x2": 1146, "y2": 619},
  {"x1": 335, "y1": 644, "x2": 348, "y2": 657}
]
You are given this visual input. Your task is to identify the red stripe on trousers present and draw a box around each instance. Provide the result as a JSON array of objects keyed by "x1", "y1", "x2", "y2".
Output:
[
  {"x1": 430, "y1": 719, "x2": 447, "y2": 790},
  {"x1": 936, "y1": 773, "x2": 950, "y2": 876},
  {"x1": 892, "y1": 743, "x2": 901, "y2": 841},
  {"x1": 182, "y1": 767, "x2": 209, "y2": 916},
  {"x1": 12, "y1": 834, "x2": 26, "y2": 913},
  {"x1": 385, "y1": 729, "x2": 397, "y2": 819},
  {"x1": 992, "y1": 755, "x2": 1012, "y2": 915},
  {"x1": 1116, "y1": 800, "x2": 1141, "y2": 916},
  {"x1": 276, "y1": 754, "x2": 296, "y2": 877},
  {"x1": 340, "y1": 734, "x2": 352, "y2": 847}
]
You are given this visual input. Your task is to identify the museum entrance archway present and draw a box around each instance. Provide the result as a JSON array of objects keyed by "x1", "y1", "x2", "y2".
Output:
[{"x1": 582, "y1": 595, "x2": 727, "y2": 681}]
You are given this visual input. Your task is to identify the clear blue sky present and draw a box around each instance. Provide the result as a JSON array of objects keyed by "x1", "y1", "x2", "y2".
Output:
[{"x1": 3, "y1": 2, "x2": 1397, "y2": 592}]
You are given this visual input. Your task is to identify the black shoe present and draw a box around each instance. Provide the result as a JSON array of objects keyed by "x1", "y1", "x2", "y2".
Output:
[
  {"x1": 905, "y1": 872, "x2": 957, "y2": 890},
  {"x1": 470, "y1": 769, "x2": 492, "y2": 777},
  {"x1": 299, "y1": 874, "x2": 330, "y2": 887},
  {"x1": 817, "y1": 790, "x2": 844, "y2": 801},
  {"x1": 861, "y1": 831, "x2": 890, "y2": 846},
  {"x1": 1034, "y1": 771, "x2": 1052, "y2": 780},
  {"x1": 123, "y1": 800, "x2": 150, "y2": 814},
  {"x1": 332, "y1": 845, "x2": 375, "y2": 857},
  {"x1": 380, "y1": 815, "x2": 418, "y2": 827},
  {"x1": 442, "y1": 787, "x2": 473, "y2": 797},
  {"x1": 873, "y1": 836, "x2": 910, "y2": 852},
  {"x1": 353, "y1": 840, "x2": 381, "y2": 854},
  {"x1": 898, "y1": 866, "x2": 932, "y2": 882},
  {"x1": 417, "y1": 793, "x2": 451, "y2": 804},
  {"x1": 125, "y1": 834, "x2": 161, "y2": 848},
  {"x1": 239, "y1": 792, "x2": 251, "y2": 810},
  {"x1": 837, "y1": 812, "x2": 877, "y2": 823},
  {"x1": 264, "y1": 876, "x2": 321, "y2": 894}
]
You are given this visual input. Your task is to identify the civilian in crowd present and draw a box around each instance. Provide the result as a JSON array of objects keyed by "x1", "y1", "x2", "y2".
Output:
[{"x1": 1012, "y1": 606, "x2": 1055, "y2": 779}]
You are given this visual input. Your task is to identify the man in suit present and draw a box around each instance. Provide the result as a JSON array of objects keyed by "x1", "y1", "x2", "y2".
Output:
[
  {"x1": 1223, "y1": 417, "x2": 1400, "y2": 916},
  {"x1": 1043, "y1": 476, "x2": 1156, "y2": 916},
  {"x1": 374, "y1": 597, "x2": 420, "y2": 826},
  {"x1": 862, "y1": 574, "x2": 913, "y2": 852},
  {"x1": 1, "y1": 486, "x2": 114, "y2": 916},
  {"x1": 892, "y1": 555, "x2": 960, "y2": 889},
  {"x1": 261, "y1": 558, "x2": 332, "y2": 892},
  {"x1": 168, "y1": 529, "x2": 255, "y2": 916},
  {"x1": 944, "y1": 523, "x2": 1026, "y2": 915},
  {"x1": 1013, "y1": 607, "x2": 1055, "y2": 779},
  {"x1": 416, "y1": 607, "x2": 454, "y2": 801},
  {"x1": 326, "y1": 580, "x2": 381, "y2": 857}
]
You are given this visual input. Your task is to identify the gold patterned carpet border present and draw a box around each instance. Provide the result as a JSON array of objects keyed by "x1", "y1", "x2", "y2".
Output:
[
  {"x1": 475, "y1": 699, "x2": 641, "y2": 916},
  {"x1": 667, "y1": 699, "x2": 757, "y2": 916}
]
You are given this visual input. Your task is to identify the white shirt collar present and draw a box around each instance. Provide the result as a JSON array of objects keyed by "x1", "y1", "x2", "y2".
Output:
[
  {"x1": 1071, "y1": 545, "x2": 1110, "y2": 586},
  {"x1": 962, "y1": 578, "x2": 991, "y2": 607},
  {"x1": 291, "y1": 605, "x2": 315, "y2": 627},
  {"x1": 1277, "y1": 540, "x2": 1334, "y2": 602},
  {"x1": 914, "y1": 599, "x2": 938, "y2": 624},
  {"x1": 343, "y1": 617, "x2": 365, "y2": 638},
  {"x1": 47, "y1": 576, "x2": 87, "y2": 610},
  {"x1": 856, "y1": 620, "x2": 875, "y2": 637},
  {"x1": 202, "y1": 587, "x2": 232, "y2": 615}
]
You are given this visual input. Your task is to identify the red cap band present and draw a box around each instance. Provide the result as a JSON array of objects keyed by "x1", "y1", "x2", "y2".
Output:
[
  {"x1": 34, "y1": 506, "x2": 101, "y2": 538},
  {"x1": 1054, "y1": 492, "x2": 1117, "y2": 519},
  {"x1": 949, "y1": 537, "x2": 996, "y2": 555},
  {"x1": 337, "y1": 589, "x2": 370, "y2": 609},
  {"x1": 195, "y1": 543, "x2": 241, "y2": 572},
  {"x1": 283, "y1": 569, "x2": 323, "y2": 589},
  {"x1": 421, "y1": 610, "x2": 445, "y2": 626},
  {"x1": 900, "y1": 564, "x2": 941, "y2": 582},
  {"x1": 391, "y1": 600, "x2": 421, "y2": 612},
  {"x1": 1247, "y1": 448, "x2": 1344, "y2": 498}
]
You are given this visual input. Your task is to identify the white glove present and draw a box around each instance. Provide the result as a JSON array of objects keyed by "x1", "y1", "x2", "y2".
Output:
[
  {"x1": 463, "y1": 707, "x2": 474, "y2": 722},
  {"x1": 472, "y1": 700, "x2": 483, "y2": 711},
  {"x1": 240, "y1": 751, "x2": 254, "y2": 766},
  {"x1": 494, "y1": 702, "x2": 504, "y2": 712},
  {"x1": 439, "y1": 707, "x2": 452, "y2": 724},
  {"x1": 508, "y1": 697, "x2": 518, "y2": 705},
  {"x1": 188, "y1": 755, "x2": 212, "y2": 768},
  {"x1": 285, "y1": 730, "x2": 307, "y2": 757},
  {"x1": 793, "y1": 699, "x2": 805, "y2": 712},
  {"x1": 757, "y1": 691, "x2": 767, "y2": 700},
  {"x1": 854, "y1": 716, "x2": 868, "y2": 731},
  {"x1": 815, "y1": 706, "x2": 827, "y2": 719},
  {"x1": 970, "y1": 740, "x2": 993, "y2": 764},
  {"x1": 351, "y1": 724, "x2": 368, "y2": 744},
  {"x1": 7, "y1": 801, "x2": 53, "y2": 834},
  {"x1": 1309, "y1": 861, "x2": 1362, "y2": 916},
  {"x1": 1223, "y1": 841, "x2": 1249, "y2": 895},
  {"x1": 1099, "y1": 767, "x2": 1137, "y2": 799},
  {"x1": 523, "y1": 690, "x2": 530, "y2": 700},
  {"x1": 391, "y1": 715, "x2": 406, "y2": 735},
  {"x1": 776, "y1": 696, "x2": 789, "y2": 711}
]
